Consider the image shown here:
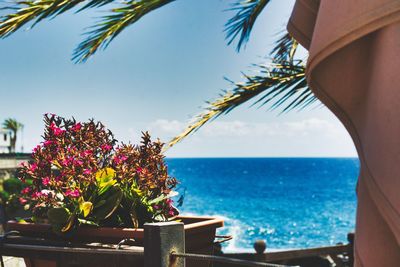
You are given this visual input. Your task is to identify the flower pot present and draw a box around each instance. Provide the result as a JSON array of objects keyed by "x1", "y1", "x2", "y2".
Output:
[{"x1": 6, "y1": 215, "x2": 223, "y2": 267}]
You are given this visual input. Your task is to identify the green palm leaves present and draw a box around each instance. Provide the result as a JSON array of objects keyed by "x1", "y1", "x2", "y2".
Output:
[
  {"x1": 0, "y1": 1, "x2": 318, "y2": 148},
  {"x1": 0, "y1": 0, "x2": 112, "y2": 37},
  {"x1": 225, "y1": 0, "x2": 271, "y2": 51},
  {"x1": 73, "y1": 0, "x2": 174, "y2": 63},
  {"x1": 168, "y1": 31, "x2": 315, "y2": 147},
  {"x1": 169, "y1": 60, "x2": 311, "y2": 147},
  {"x1": 0, "y1": 0, "x2": 175, "y2": 62}
]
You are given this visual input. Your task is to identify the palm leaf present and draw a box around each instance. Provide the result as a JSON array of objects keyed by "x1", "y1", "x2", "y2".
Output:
[
  {"x1": 72, "y1": 0, "x2": 174, "y2": 63},
  {"x1": 0, "y1": 0, "x2": 114, "y2": 38},
  {"x1": 225, "y1": 0, "x2": 270, "y2": 51},
  {"x1": 168, "y1": 60, "x2": 317, "y2": 148},
  {"x1": 269, "y1": 32, "x2": 298, "y2": 62}
]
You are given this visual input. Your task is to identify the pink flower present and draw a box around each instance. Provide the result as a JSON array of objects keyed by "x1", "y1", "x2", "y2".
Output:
[
  {"x1": 31, "y1": 191, "x2": 43, "y2": 198},
  {"x1": 101, "y1": 144, "x2": 112, "y2": 151},
  {"x1": 32, "y1": 145, "x2": 41, "y2": 153},
  {"x1": 83, "y1": 169, "x2": 92, "y2": 175},
  {"x1": 113, "y1": 155, "x2": 128, "y2": 165},
  {"x1": 81, "y1": 150, "x2": 92, "y2": 157},
  {"x1": 49, "y1": 122, "x2": 56, "y2": 130},
  {"x1": 42, "y1": 177, "x2": 50, "y2": 186},
  {"x1": 29, "y1": 163, "x2": 38, "y2": 172},
  {"x1": 73, "y1": 159, "x2": 84, "y2": 167},
  {"x1": 113, "y1": 157, "x2": 121, "y2": 164},
  {"x1": 43, "y1": 140, "x2": 54, "y2": 147},
  {"x1": 72, "y1": 123, "x2": 82, "y2": 131},
  {"x1": 50, "y1": 123, "x2": 65, "y2": 136},
  {"x1": 19, "y1": 198, "x2": 27, "y2": 205},
  {"x1": 65, "y1": 189, "x2": 80, "y2": 198},
  {"x1": 168, "y1": 210, "x2": 175, "y2": 216},
  {"x1": 53, "y1": 127, "x2": 65, "y2": 136},
  {"x1": 136, "y1": 167, "x2": 143, "y2": 173}
]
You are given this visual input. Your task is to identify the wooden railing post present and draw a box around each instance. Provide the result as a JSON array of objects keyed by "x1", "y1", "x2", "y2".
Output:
[
  {"x1": 144, "y1": 222, "x2": 185, "y2": 267},
  {"x1": 347, "y1": 232, "x2": 354, "y2": 266}
]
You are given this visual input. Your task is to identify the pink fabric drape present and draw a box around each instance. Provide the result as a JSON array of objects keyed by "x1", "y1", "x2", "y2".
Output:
[{"x1": 287, "y1": 1, "x2": 400, "y2": 266}]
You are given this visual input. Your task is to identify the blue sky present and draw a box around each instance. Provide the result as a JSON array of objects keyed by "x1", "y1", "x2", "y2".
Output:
[{"x1": 0, "y1": 0, "x2": 357, "y2": 157}]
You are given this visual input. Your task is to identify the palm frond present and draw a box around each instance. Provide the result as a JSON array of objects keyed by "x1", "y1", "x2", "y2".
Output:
[
  {"x1": 168, "y1": 60, "x2": 316, "y2": 148},
  {"x1": 269, "y1": 32, "x2": 298, "y2": 62},
  {"x1": 72, "y1": 0, "x2": 174, "y2": 63},
  {"x1": 225, "y1": 0, "x2": 270, "y2": 51},
  {"x1": 0, "y1": 0, "x2": 113, "y2": 38},
  {"x1": 2, "y1": 118, "x2": 24, "y2": 131}
]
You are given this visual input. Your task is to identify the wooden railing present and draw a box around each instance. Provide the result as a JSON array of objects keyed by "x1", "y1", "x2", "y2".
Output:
[
  {"x1": 215, "y1": 233, "x2": 354, "y2": 267},
  {"x1": 0, "y1": 222, "x2": 354, "y2": 267}
]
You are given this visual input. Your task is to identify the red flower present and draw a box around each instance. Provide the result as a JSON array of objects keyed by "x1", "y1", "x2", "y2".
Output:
[
  {"x1": 19, "y1": 198, "x2": 28, "y2": 205},
  {"x1": 21, "y1": 187, "x2": 31, "y2": 195}
]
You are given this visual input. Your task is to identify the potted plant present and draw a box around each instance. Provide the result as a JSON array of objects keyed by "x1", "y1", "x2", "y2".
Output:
[{"x1": 6, "y1": 114, "x2": 223, "y2": 267}]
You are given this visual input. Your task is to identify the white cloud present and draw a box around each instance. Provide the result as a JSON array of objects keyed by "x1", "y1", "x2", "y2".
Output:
[
  {"x1": 126, "y1": 117, "x2": 357, "y2": 157},
  {"x1": 148, "y1": 119, "x2": 185, "y2": 135},
  {"x1": 147, "y1": 118, "x2": 349, "y2": 139}
]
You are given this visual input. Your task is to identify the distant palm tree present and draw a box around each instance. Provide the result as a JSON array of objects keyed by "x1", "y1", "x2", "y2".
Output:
[
  {"x1": 2, "y1": 118, "x2": 24, "y2": 153},
  {"x1": 0, "y1": 0, "x2": 316, "y2": 146}
]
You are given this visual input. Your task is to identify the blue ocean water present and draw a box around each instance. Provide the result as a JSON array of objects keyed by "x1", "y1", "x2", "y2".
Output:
[{"x1": 166, "y1": 158, "x2": 360, "y2": 252}]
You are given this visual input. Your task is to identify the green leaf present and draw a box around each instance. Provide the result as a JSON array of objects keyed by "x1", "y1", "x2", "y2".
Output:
[
  {"x1": 148, "y1": 194, "x2": 167, "y2": 205},
  {"x1": 47, "y1": 207, "x2": 76, "y2": 233},
  {"x1": 92, "y1": 186, "x2": 123, "y2": 221},
  {"x1": 94, "y1": 199, "x2": 106, "y2": 208},
  {"x1": 61, "y1": 214, "x2": 76, "y2": 232},
  {"x1": 47, "y1": 207, "x2": 70, "y2": 225},
  {"x1": 78, "y1": 218, "x2": 99, "y2": 226},
  {"x1": 129, "y1": 207, "x2": 139, "y2": 228}
]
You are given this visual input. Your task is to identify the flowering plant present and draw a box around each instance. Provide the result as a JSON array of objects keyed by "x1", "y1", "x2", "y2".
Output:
[{"x1": 18, "y1": 114, "x2": 178, "y2": 233}]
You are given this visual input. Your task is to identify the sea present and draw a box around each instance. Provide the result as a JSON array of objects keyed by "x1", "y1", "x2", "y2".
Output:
[{"x1": 166, "y1": 158, "x2": 360, "y2": 252}]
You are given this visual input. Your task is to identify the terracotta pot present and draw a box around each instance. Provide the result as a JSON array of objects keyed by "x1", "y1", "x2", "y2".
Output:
[{"x1": 6, "y1": 216, "x2": 223, "y2": 267}]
